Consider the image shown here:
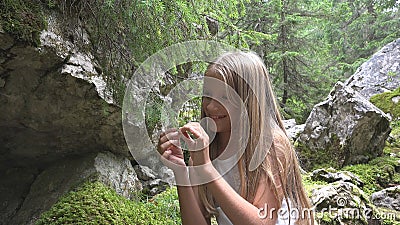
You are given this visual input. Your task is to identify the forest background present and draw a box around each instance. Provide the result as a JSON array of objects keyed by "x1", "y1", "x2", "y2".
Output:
[
  {"x1": 3, "y1": 0, "x2": 400, "y2": 123},
  {"x1": 44, "y1": 0, "x2": 400, "y2": 124}
]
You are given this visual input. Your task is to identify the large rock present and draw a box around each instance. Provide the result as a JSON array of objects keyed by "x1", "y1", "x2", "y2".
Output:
[
  {"x1": 0, "y1": 13, "x2": 149, "y2": 225},
  {"x1": 311, "y1": 181, "x2": 377, "y2": 225},
  {"x1": 296, "y1": 82, "x2": 391, "y2": 170},
  {"x1": 371, "y1": 185, "x2": 400, "y2": 211},
  {"x1": 2, "y1": 152, "x2": 142, "y2": 225},
  {"x1": 344, "y1": 38, "x2": 400, "y2": 100},
  {"x1": 0, "y1": 19, "x2": 129, "y2": 173}
]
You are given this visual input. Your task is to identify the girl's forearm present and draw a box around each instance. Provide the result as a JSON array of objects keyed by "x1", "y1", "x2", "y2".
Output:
[{"x1": 174, "y1": 169, "x2": 209, "y2": 225}]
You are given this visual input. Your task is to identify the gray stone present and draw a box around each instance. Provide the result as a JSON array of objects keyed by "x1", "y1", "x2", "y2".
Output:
[
  {"x1": 7, "y1": 152, "x2": 141, "y2": 225},
  {"x1": 311, "y1": 181, "x2": 373, "y2": 225},
  {"x1": 296, "y1": 82, "x2": 391, "y2": 170},
  {"x1": 134, "y1": 165, "x2": 157, "y2": 181},
  {"x1": 142, "y1": 178, "x2": 169, "y2": 197},
  {"x1": 371, "y1": 185, "x2": 400, "y2": 211},
  {"x1": 0, "y1": 14, "x2": 144, "y2": 225},
  {"x1": 392, "y1": 96, "x2": 400, "y2": 104},
  {"x1": 283, "y1": 119, "x2": 297, "y2": 130},
  {"x1": 0, "y1": 167, "x2": 38, "y2": 224},
  {"x1": 286, "y1": 124, "x2": 305, "y2": 141},
  {"x1": 311, "y1": 168, "x2": 364, "y2": 187},
  {"x1": 0, "y1": 18, "x2": 130, "y2": 174},
  {"x1": 344, "y1": 38, "x2": 400, "y2": 100}
]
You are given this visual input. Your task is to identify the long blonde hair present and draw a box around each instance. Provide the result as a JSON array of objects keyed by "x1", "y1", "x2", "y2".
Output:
[{"x1": 198, "y1": 51, "x2": 313, "y2": 224}]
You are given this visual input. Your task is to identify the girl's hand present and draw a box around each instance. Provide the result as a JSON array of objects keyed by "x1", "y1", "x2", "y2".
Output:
[
  {"x1": 180, "y1": 122, "x2": 211, "y2": 166},
  {"x1": 157, "y1": 128, "x2": 186, "y2": 170}
]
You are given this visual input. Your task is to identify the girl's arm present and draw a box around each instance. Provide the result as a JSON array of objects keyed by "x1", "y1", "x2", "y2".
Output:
[
  {"x1": 158, "y1": 129, "x2": 210, "y2": 225},
  {"x1": 173, "y1": 159, "x2": 210, "y2": 225}
]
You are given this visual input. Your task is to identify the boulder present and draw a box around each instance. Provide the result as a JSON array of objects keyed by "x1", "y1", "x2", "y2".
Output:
[
  {"x1": 344, "y1": 38, "x2": 400, "y2": 100},
  {"x1": 371, "y1": 185, "x2": 400, "y2": 211},
  {"x1": 311, "y1": 181, "x2": 377, "y2": 225},
  {"x1": 296, "y1": 82, "x2": 391, "y2": 170},
  {"x1": 283, "y1": 119, "x2": 297, "y2": 129},
  {"x1": 3, "y1": 152, "x2": 141, "y2": 225},
  {"x1": 283, "y1": 119, "x2": 305, "y2": 141},
  {"x1": 0, "y1": 34, "x2": 129, "y2": 172},
  {"x1": 0, "y1": 13, "x2": 150, "y2": 225}
]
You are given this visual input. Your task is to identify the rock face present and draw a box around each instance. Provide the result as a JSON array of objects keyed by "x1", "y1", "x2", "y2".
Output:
[
  {"x1": 296, "y1": 82, "x2": 391, "y2": 170},
  {"x1": 0, "y1": 20, "x2": 129, "y2": 172},
  {"x1": 344, "y1": 38, "x2": 400, "y2": 100},
  {"x1": 371, "y1": 185, "x2": 400, "y2": 211},
  {"x1": 5, "y1": 152, "x2": 142, "y2": 225},
  {"x1": 0, "y1": 14, "x2": 170, "y2": 225}
]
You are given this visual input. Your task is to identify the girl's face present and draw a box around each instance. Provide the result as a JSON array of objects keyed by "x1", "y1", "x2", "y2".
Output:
[{"x1": 202, "y1": 72, "x2": 239, "y2": 134}]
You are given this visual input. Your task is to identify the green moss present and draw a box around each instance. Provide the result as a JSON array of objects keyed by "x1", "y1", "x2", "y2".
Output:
[
  {"x1": 296, "y1": 134, "x2": 345, "y2": 171},
  {"x1": 315, "y1": 212, "x2": 334, "y2": 225},
  {"x1": 379, "y1": 207, "x2": 400, "y2": 225},
  {"x1": 302, "y1": 173, "x2": 329, "y2": 197},
  {"x1": 370, "y1": 86, "x2": 400, "y2": 119},
  {"x1": 0, "y1": 0, "x2": 48, "y2": 46},
  {"x1": 342, "y1": 153, "x2": 400, "y2": 196},
  {"x1": 36, "y1": 181, "x2": 181, "y2": 225}
]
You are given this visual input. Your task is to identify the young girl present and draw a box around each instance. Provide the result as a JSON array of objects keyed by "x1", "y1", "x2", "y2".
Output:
[{"x1": 158, "y1": 51, "x2": 313, "y2": 225}]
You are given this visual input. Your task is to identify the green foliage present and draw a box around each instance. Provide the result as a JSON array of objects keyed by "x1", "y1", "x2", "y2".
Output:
[
  {"x1": 301, "y1": 173, "x2": 329, "y2": 197},
  {"x1": 239, "y1": 0, "x2": 400, "y2": 122},
  {"x1": 342, "y1": 152, "x2": 400, "y2": 196},
  {"x1": 145, "y1": 92, "x2": 164, "y2": 135},
  {"x1": 36, "y1": 181, "x2": 181, "y2": 225},
  {"x1": 54, "y1": 0, "x2": 249, "y2": 106},
  {"x1": 0, "y1": 0, "x2": 47, "y2": 45}
]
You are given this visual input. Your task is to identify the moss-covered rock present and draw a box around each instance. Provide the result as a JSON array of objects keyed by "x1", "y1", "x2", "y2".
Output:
[
  {"x1": 36, "y1": 181, "x2": 181, "y2": 225},
  {"x1": 295, "y1": 82, "x2": 391, "y2": 171},
  {"x1": 342, "y1": 153, "x2": 400, "y2": 196}
]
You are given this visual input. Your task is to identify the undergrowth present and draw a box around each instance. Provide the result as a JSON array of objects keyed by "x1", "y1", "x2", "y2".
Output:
[{"x1": 35, "y1": 181, "x2": 181, "y2": 225}]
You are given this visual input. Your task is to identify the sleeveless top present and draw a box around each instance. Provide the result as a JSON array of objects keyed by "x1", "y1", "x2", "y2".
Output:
[{"x1": 213, "y1": 156, "x2": 296, "y2": 225}]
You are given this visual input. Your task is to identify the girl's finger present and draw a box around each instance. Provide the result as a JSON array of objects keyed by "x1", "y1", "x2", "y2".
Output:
[
  {"x1": 159, "y1": 129, "x2": 180, "y2": 143},
  {"x1": 178, "y1": 129, "x2": 196, "y2": 145},
  {"x1": 160, "y1": 140, "x2": 180, "y2": 152},
  {"x1": 180, "y1": 125, "x2": 201, "y2": 139}
]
